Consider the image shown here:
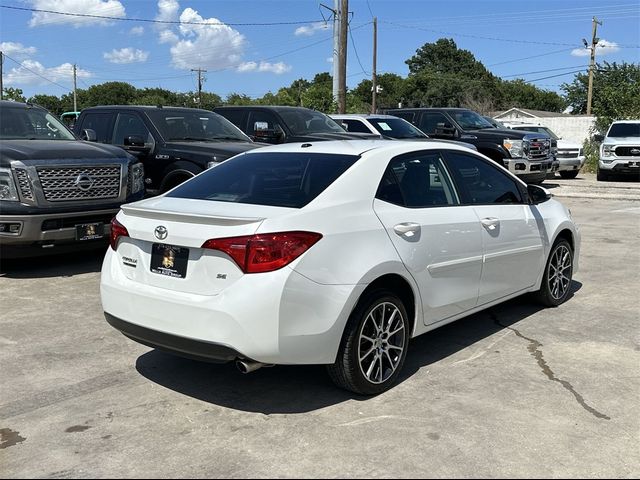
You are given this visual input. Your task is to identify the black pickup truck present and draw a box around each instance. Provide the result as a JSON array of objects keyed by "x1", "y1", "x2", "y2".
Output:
[
  {"x1": 74, "y1": 106, "x2": 262, "y2": 195},
  {"x1": 213, "y1": 106, "x2": 378, "y2": 144},
  {"x1": 386, "y1": 108, "x2": 556, "y2": 184},
  {"x1": 0, "y1": 101, "x2": 144, "y2": 258}
]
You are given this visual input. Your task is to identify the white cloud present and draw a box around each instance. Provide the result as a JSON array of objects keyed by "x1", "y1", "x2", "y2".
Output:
[
  {"x1": 163, "y1": 7, "x2": 246, "y2": 70},
  {"x1": 571, "y1": 39, "x2": 620, "y2": 57},
  {"x1": 0, "y1": 42, "x2": 37, "y2": 59},
  {"x1": 237, "y1": 61, "x2": 292, "y2": 74},
  {"x1": 28, "y1": 0, "x2": 126, "y2": 28},
  {"x1": 130, "y1": 26, "x2": 144, "y2": 36},
  {"x1": 295, "y1": 22, "x2": 330, "y2": 37},
  {"x1": 156, "y1": 0, "x2": 180, "y2": 23},
  {"x1": 326, "y1": 56, "x2": 334, "y2": 63},
  {"x1": 6, "y1": 60, "x2": 92, "y2": 86},
  {"x1": 104, "y1": 48, "x2": 149, "y2": 64}
]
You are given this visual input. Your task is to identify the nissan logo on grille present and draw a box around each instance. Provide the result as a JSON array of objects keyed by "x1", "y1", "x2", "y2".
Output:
[
  {"x1": 154, "y1": 226, "x2": 168, "y2": 241},
  {"x1": 74, "y1": 173, "x2": 94, "y2": 191}
]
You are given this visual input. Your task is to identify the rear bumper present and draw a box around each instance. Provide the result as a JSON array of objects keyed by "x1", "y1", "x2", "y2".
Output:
[
  {"x1": 101, "y1": 248, "x2": 364, "y2": 365},
  {"x1": 105, "y1": 313, "x2": 242, "y2": 363}
]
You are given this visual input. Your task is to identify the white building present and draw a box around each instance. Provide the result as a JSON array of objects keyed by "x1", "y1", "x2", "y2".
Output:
[{"x1": 493, "y1": 108, "x2": 595, "y2": 145}]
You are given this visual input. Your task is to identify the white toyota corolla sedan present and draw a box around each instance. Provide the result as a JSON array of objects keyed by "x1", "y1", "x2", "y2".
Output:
[{"x1": 102, "y1": 140, "x2": 579, "y2": 395}]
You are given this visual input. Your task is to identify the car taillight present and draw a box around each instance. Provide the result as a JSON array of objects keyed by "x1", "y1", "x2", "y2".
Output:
[
  {"x1": 110, "y1": 217, "x2": 129, "y2": 250},
  {"x1": 202, "y1": 231, "x2": 322, "y2": 274}
]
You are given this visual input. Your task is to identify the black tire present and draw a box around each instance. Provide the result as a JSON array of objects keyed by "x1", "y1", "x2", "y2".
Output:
[
  {"x1": 559, "y1": 170, "x2": 579, "y2": 179},
  {"x1": 534, "y1": 239, "x2": 574, "y2": 307},
  {"x1": 327, "y1": 289, "x2": 410, "y2": 395},
  {"x1": 596, "y1": 169, "x2": 609, "y2": 182}
]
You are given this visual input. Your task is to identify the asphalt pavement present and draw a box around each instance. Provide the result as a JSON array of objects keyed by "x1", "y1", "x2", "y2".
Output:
[{"x1": 1, "y1": 173, "x2": 638, "y2": 478}]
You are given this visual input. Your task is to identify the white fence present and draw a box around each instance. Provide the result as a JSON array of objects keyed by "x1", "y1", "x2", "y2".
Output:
[{"x1": 497, "y1": 113, "x2": 596, "y2": 144}]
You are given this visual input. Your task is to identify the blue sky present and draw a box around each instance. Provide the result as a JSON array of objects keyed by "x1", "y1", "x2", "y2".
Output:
[{"x1": 1, "y1": 0, "x2": 639, "y2": 100}]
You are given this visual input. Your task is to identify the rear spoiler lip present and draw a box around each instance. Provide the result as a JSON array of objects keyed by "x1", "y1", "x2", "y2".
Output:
[{"x1": 121, "y1": 205, "x2": 265, "y2": 226}]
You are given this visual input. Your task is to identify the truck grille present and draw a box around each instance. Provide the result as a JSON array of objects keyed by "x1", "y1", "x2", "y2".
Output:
[
  {"x1": 15, "y1": 168, "x2": 34, "y2": 201},
  {"x1": 36, "y1": 166, "x2": 122, "y2": 202},
  {"x1": 526, "y1": 138, "x2": 551, "y2": 160},
  {"x1": 556, "y1": 149, "x2": 580, "y2": 159},
  {"x1": 615, "y1": 146, "x2": 640, "y2": 157}
]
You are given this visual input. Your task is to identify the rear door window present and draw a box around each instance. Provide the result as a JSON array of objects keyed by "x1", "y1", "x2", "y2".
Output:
[{"x1": 168, "y1": 152, "x2": 360, "y2": 208}]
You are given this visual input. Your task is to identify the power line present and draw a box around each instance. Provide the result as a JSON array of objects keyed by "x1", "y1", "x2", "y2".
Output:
[
  {"x1": 487, "y1": 48, "x2": 577, "y2": 67},
  {"x1": 0, "y1": 4, "x2": 322, "y2": 26},
  {"x1": 502, "y1": 65, "x2": 588, "y2": 79},
  {"x1": 348, "y1": 23, "x2": 369, "y2": 76},
  {"x1": 2, "y1": 54, "x2": 71, "y2": 91}
]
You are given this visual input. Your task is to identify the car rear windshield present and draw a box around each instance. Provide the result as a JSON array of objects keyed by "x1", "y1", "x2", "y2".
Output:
[
  {"x1": 608, "y1": 123, "x2": 640, "y2": 138},
  {"x1": 168, "y1": 152, "x2": 361, "y2": 208}
]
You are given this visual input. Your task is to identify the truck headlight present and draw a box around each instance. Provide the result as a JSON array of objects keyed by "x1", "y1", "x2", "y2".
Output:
[
  {"x1": 131, "y1": 163, "x2": 145, "y2": 194},
  {"x1": 503, "y1": 139, "x2": 524, "y2": 158},
  {"x1": 601, "y1": 144, "x2": 614, "y2": 158},
  {"x1": 0, "y1": 168, "x2": 19, "y2": 201}
]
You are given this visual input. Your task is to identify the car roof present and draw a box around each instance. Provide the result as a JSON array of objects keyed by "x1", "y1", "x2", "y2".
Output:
[
  {"x1": 81, "y1": 105, "x2": 215, "y2": 114},
  {"x1": 331, "y1": 114, "x2": 400, "y2": 119},
  {"x1": 0, "y1": 100, "x2": 46, "y2": 110},
  {"x1": 244, "y1": 139, "x2": 474, "y2": 157},
  {"x1": 214, "y1": 105, "x2": 318, "y2": 113},
  {"x1": 610, "y1": 120, "x2": 640, "y2": 124}
]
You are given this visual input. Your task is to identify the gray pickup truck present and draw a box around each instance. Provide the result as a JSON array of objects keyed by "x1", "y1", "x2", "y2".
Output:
[{"x1": 0, "y1": 101, "x2": 144, "y2": 258}]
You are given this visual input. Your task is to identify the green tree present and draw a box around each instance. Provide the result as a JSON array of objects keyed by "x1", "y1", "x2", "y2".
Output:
[
  {"x1": 29, "y1": 94, "x2": 62, "y2": 114},
  {"x1": 498, "y1": 79, "x2": 565, "y2": 113},
  {"x1": 85, "y1": 82, "x2": 137, "y2": 106},
  {"x1": 352, "y1": 73, "x2": 406, "y2": 112},
  {"x1": 225, "y1": 93, "x2": 255, "y2": 105},
  {"x1": 300, "y1": 73, "x2": 335, "y2": 112},
  {"x1": 562, "y1": 61, "x2": 640, "y2": 133},
  {"x1": 3, "y1": 87, "x2": 26, "y2": 103}
]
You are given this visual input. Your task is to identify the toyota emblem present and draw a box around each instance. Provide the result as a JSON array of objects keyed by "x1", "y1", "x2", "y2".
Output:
[
  {"x1": 154, "y1": 226, "x2": 168, "y2": 241},
  {"x1": 75, "y1": 173, "x2": 94, "y2": 191}
]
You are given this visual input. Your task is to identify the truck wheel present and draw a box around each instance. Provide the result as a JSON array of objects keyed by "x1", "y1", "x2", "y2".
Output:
[
  {"x1": 559, "y1": 171, "x2": 579, "y2": 179},
  {"x1": 596, "y1": 169, "x2": 610, "y2": 182},
  {"x1": 327, "y1": 289, "x2": 410, "y2": 395}
]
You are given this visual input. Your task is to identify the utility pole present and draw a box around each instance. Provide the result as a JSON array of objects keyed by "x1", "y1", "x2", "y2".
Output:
[
  {"x1": 332, "y1": 0, "x2": 340, "y2": 104},
  {"x1": 586, "y1": 16, "x2": 602, "y2": 115},
  {"x1": 191, "y1": 68, "x2": 207, "y2": 108},
  {"x1": 337, "y1": 0, "x2": 348, "y2": 113},
  {"x1": 73, "y1": 63, "x2": 77, "y2": 112},
  {"x1": 371, "y1": 17, "x2": 377, "y2": 114},
  {"x1": 0, "y1": 51, "x2": 4, "y2": 101}
]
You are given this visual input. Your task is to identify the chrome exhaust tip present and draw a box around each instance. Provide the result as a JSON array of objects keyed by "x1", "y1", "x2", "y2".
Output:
[{"x1": 236, "y1": 359, "x2": 264, "y2": 374}]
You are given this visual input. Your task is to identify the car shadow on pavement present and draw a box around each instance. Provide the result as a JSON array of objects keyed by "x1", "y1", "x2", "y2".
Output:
[
  {"x1": 0, "y1": 247, "x2": 105, "y2": 279},
  {"x1": 136, "y1": 282, "x2": 582, "y2": 415}
]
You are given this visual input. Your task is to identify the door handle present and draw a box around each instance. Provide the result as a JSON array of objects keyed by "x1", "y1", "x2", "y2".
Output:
[
  {"x1": 481, "y1": 217, "x2": 500, "y2": 231},
  {"x1": 394, "y1": 222, "x2": 421, "y2": 238}
]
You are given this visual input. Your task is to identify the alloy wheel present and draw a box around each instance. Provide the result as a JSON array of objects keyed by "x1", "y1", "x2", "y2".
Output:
[
  {"x1": 548, "y1": 244, "x2": 572, "y2": 300},
  {"x1": 357, "y1": 302, "x2": 406, "y2": 385}
]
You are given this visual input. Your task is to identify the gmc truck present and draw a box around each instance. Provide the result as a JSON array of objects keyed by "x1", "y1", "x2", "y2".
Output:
[
  {"x1": 386, "y1": 108, "x2": 556, "y2": 184},
  {"x1": 0, "y1": 101, "x2": 145, "y2": 258}
]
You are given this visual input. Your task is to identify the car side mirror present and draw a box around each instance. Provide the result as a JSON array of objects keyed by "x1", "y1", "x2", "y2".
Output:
[
  {"x1": 252, "y1": 122, "x2": 284, "y2": 144},
  {"x1": 124, "y1": 135, "x2": 150, "y2": 152},
  {"x1": 434, "y1": 122, "x2": 456, "y2": 138},
  {"x1": 527, "y1": 184, "x2": 552, "y2": 204},
  {"x1": 593, "y1": 134, "x2": 604, "y2": 143},
  {"x1": 81, "y1": 129, "x2": 97, "y2": 142}
]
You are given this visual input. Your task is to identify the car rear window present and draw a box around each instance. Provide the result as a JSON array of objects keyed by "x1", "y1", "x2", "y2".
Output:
[{"x1": 168, "y1": 152, "x2": 360, "y2": 208}]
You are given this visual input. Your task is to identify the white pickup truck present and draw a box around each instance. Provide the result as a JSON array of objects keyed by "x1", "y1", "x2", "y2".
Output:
[{"x1": 597, "y1": 120, "x2": 640, "y2": 181}]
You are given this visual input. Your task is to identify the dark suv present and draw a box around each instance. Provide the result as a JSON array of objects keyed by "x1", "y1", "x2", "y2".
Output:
[
  {"x1": 213, "y1": 106, "x2": 377, "y2": 144},
  {"x1": 0, "y1": 101, "x2": 144, "y2": 257},
  {"x1": 386, "y1": 108, "x2": 556, "y2": 184},
  {"x1": 74, "y1": 106, "x2": 261, "y2": 194}
]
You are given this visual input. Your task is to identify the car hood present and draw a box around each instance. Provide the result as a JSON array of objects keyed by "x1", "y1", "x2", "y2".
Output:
[
  {"x1": 0, "y1": 140, "x2": 129, "y2": 166},
  {"x1": 557, "y1": 139, "x2": 582, "y2": 149},
  {"x1": 603, "y1": 136, "x2": 640, "y2": 146},
  {"x1": 467, "y1": 127, "x2": 539, "y2": 140},
  {"x1": 163, "y1": 141, "x2": 262, "y2": 158}
]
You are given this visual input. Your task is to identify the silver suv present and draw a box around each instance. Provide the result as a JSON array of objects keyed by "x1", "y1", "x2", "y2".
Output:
[{"x1": 598, "y1": 120, "x2": 640, "y2": 181}]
